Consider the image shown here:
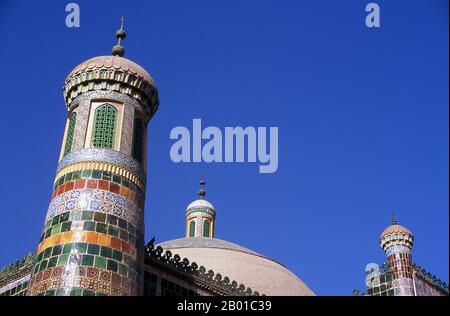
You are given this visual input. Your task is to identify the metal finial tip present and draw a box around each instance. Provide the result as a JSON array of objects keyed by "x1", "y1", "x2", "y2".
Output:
[
  {"x1": 112, "y1": 45, "x2": 125, "y2": 57},
  {"x1": 112, "y1": 16, "x2": 126, "y2": 57},
  {"x1": 198, "y1": 178, "x2": 206, "y2": 199},
  {"x1": 392, "y1": 212, "x2": 397, "y2": 225}
]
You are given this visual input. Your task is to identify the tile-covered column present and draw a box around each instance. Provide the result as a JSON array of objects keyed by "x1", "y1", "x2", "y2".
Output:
[{"x1": 26, "y1": 22, "x2": 159, "y2": 296}]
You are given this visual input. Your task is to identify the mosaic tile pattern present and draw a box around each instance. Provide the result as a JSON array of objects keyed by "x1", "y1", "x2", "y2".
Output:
[
  {"x1": 386, "y1": 247, "x2": 415, "y2": 296},
  {"x1": 71, "y1": 100, "x2": 90, "y2": 152},
  {"x1": 0, "y1": 274, "x2": 30, "y2": 296},
  {"x1": 45, "y1": 189, "x2": 143, "y2": 229},
  {"x1": 27, "y1": 266, "x2": 138, "y2": 296},
  {"x1": 57, "y1": 148, "x2": 145, "y2": 181},
  {"x1": 120, "y1": 103, "x2": 134, "y2": 156},
  {"x1": 68, "y1": 90, "x2": 149, "y2": 123},
  {"x1": 55, "y1": 162, "x2": 144, "y2": 190},
  {"x1": 28, "y1": 165, "x2": 145, "y2": 296},
  {"x1": 52, "y1": 169, "x2": 144, "y2": 205}
]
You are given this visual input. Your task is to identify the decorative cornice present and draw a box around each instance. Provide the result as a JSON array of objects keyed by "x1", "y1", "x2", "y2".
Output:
[
  {"x1": 186, "y1": 207, "x2": 216, "y2": 217},
  {"x1": 412, "y1": 263, "x2": 449, "y2": 292},
  {"x1": 0, "y1": 253, "x2": 35, "y2": 288},
  {"x1": 69, "y1": 90, "x2": 149, "y2": 120},
  {"x1": 54, "y1": 160, "x2": 145, "y2": 191},
  {"x1": 380, "y1": 232, "x2": 414, "y2": 252},
  {"x1": 63, "y1": 66, "x2": 159, "y2": 119},
  {"x1": 144, "y1": 240, "x2": 263, "y2": 296}
]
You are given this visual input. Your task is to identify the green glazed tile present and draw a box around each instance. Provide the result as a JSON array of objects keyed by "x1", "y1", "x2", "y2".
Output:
[
  {"x1": 118, "y1": 264, "x2": 128, "y2": 277},
  {"x1": 51, "y1": 215, "x2": 60, "y2": 226},
  {"x1": 70, "y1": 288, "x2": 82, "y2": 296},
  {"x1": 96, "y1": 223, "x2": 107, "y2": 234},
  {"x1": 107, "y1": 259, "x2": 118, "y2": 273},
  {"x1": 100, "y1": 246, "x2": 112, "y2": 258},
  {"x1": 51, "y1": 223, "x2": 62, "y2": 235},
  {"x1": 94, "y1": 212, "x2": 106, "y2": 223},
  {"x1": 112, "y1": 175, "x2": 121, "y2": 184},
  {"x1": 81, "y1": 255, "x2": 94, "y2": 266},
  {"x1": 83, "y1": 289, "x2": 95, "y2": 296},
  {"x1": 57, "y1": 255, "x2": 69, "y2": 266},
  {"x1": 61, "y1": 221, "x2": 72, "y2": 232},
  {"x1": 92, "y1": 170, "x2": 102, "y2": 179},
  {"x1": 75, "y1": 242, "x2": 87, "y2": 254},
  {"x1": 47, "y1": 256, "x2": 58, "y2": 268},
  {"x1": 51, "y1": 244, "x2": 62, "y2": 256},
  {"x1": 87, "y1": 244, "x2": 100, "y2": 255},
  {"x1": 81, "y1": 169, "x2": 92, "y2": 178},
  {"x1": 72, "y1": 170, "x2": 82, "y2": 180},
  {"x1": 94, "y1": 256, "x2": 106, "y2": 269},
  {"x1": 43, "y1": 247, "x2": 52, "y2": 259},
  {"x1": 39, "y1": 260, "x2": 48, "y2": 272},
  {"x1": 62, "y1": 243, "x2": 73, "y2": 254},
  {"x1": 82, "y1": 211, "x2": 93, "y2": 221},
  {"x1": 108, "y1": 226, "x2": 119, "y2": 237},
  {"x1": 112, "y1": 250, "x2": 122, "y2": 262},
  {"x1": 59, "y1": 212, "x2": 70, "y2": 222},
  {"x1": 83, "y1": 221, "x2": 96, "y2": 231}
]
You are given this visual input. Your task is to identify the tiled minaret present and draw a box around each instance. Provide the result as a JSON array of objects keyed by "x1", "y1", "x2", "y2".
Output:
[
  {"x1": 185, "y1": 179, "x2": 216, "y2": 238},
  {"x1": 380, "y1": 214, "x2": 415, "y2": 296},
  {"x1": 27, "y1": 18, "x2": 159, "y2": 296}
]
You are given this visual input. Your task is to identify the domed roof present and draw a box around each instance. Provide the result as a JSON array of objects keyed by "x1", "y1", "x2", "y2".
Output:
[
  {"x1": 65, "y1": 55, "x2": 155, "y2": 86},
  {"x1": 380, "y1": 224, "x2": 413, "y2": 239},
  {"x1": 186, "y1": 199, "x2": 215, "y2": 211},
  {"x1": 158, "y1": 237, "x2": 315, "y2": 296}
]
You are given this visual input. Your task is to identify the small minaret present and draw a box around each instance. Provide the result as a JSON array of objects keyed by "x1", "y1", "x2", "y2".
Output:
[
  {"x1": 380, "y1": 213, "x2": 415, "y2": 296},
  {"x1": 185, "y1": 179, "x2": 216, "y2": 238}
]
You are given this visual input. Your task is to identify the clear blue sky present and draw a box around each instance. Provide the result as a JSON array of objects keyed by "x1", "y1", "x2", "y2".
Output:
[{"x1": 0, "y1": 0, "x2": 448, "y2": 295}]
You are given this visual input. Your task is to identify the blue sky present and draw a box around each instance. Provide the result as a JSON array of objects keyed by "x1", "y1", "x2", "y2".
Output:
[{"x1": 0, "y1": 0, "x2": 448, "y2": 295}]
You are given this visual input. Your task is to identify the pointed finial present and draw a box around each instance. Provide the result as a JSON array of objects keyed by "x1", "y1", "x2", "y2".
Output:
[
  {"x1": 392, "y1": 212, "x2": 397, "y2": 225},
  {"x1": 112, "y1": 16, "x2": 126, "y2": 57},
  {"x1": 198, "y1": 178, "x2": 206, "y2": 199}
]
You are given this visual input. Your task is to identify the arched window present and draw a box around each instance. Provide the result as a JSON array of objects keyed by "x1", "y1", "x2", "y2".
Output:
[
  {"x1": 203, "y1": 220, "x2": 211, "y2": 238},
  {"x1": 63, "y1": 112, "x2": 77, "y2": 156},
  {"x1": 92, "y1": 104, "x2": 117, "y2": 149},
  {"x1": 132, "y1": 117, "x2": 144, "y2": 163},
  {"x1": 189, "y1": 221, "x2": 196, "y2": 237}
]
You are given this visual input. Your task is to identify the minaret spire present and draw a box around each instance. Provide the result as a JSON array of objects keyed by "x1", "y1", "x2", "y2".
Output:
[
  {"x1": 185, "y1": 178, "x2": 216, "y2": 238},
  {"x1": 112, "y1": 16, "x2": 126, "y2": 57}
]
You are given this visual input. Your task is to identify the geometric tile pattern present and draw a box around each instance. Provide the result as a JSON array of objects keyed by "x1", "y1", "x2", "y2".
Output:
[
  {"x1": 120, "y1": 102, "x2": 134, "y2": 156},
  {"x1": 52, "y1": 169, "x2": 144, "y2": 206},
  {"x1": 386, "y1": 248, "x2": 415, "y2": 296},
  {"x1": 27, "y1": 266, "x2": 137, "y2": 296},
  {"x1": 0, "y1": 274, "x2": 30, "y2": 296},
  {"x1": 57, "y1": 148, "x2": 145, "y2": 181},
  {"x1": 63, "y1": 112, "x2": 77, "y2": 156},
  {"x1": 54, "y1": 163, "x2": 145, "y2": 191}
]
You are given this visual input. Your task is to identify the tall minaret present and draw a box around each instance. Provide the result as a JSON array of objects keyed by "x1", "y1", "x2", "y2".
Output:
[
  {"x1": 380, "y1": 214, "x2": 415, "y2": 296},
  {"x1": 27, "y1": 18, "x2": 159, "y2": 296},
  {"x1": 185, "y1": 179, "x2": 216, "y2": 238}
]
